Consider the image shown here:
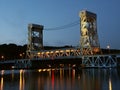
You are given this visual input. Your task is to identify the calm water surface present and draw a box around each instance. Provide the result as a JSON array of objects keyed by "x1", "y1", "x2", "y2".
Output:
[{"x1": 0, "y1": 68, "x2": 120, "y2": 90}]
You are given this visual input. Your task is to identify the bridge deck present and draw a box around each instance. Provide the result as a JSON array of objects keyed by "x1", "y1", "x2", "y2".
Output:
[{"x1": 0, "y1": 53, "x2": 119, "y2": 69}]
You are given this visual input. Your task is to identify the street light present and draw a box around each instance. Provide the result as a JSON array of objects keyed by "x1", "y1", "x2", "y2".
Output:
[
  {"x1": 19, "y1": 53, "x2": 25, "y2": 59},
  {"x1": 1, "y1": 56, "x2": 4, "y2": 59},
  {"x1": 19, "y1": 54, "x2": 23, "y2": 59},
  {"x1": 107, "y1": 45, "x2": 110, "y2": 49},
  {"x1": 1, "y1": 55, "x2": 4, "y2": 61}
]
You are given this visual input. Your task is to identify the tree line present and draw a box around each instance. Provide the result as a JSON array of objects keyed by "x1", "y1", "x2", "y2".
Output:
[{"x1": 0, "y1": 44, "x2": 26, "y2": 60}]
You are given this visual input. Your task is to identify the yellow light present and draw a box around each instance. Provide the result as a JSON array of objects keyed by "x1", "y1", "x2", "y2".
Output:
[
  {"x1": 19, "y1": 69, "x2": 25, "y2": 90},
  {"x1": 43, "y1": 69, "x2": 46, "y2": 71},
  {"x1": 47, "y1": 69, "x2": 51, "y2": 71},
  {"x1": 50, "y1": 51, "x2": 54, "y2": 53},
  {"x1": 19, "y1": 54, "x2": 22, "y2": 57},
  {"x1": 37, "y1": 52, "x2": 41, "y2": 55},
  {"x1": 20, "y1": 69, "x2": 24, "y2": 73},
  {"x1": 41, "y1": 52, "x2": 44, "y2": 54},
  {"x1": 109, "y1": 78, "x2": 112, "y2": 90},
  {"x1": 46, "y1": 52, "x2": 50, "y2": 54},
  {"x1": 1, "y1": 77, "x2": 3, "y2": 90},
  {"x1": 38, "y1": 69, "x2": 42, "y2": 72},
  {"x1": 66, "y1": 50, "x2": 70, "y2": 52},
  {"x1": 93, "y1": 48, "x2": 100, "y2": 53},
  {"x1": 71, "y1": 49, "x2": 74, "y2": 52},
  {"x1": 55, "y1": 51, "x2": 59, "y2": 53},
  {"x1": 60, "y1": 50, "x2": 64, "y2": 53}
]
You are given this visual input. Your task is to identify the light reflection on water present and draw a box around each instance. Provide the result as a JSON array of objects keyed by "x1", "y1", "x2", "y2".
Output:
[{"x1": 0, "y1": 68, "x2": 120, "y2": 90}]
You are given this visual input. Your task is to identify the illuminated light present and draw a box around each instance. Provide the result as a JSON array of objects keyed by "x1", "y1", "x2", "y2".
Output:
[
  {"x1": 72, "y1": 69, "x2": 75, "y2": 79},
  {"x1": 1, "y1": 70, "x2": 4, "y2": 75},
  {"x1": 71, "y1": 49, "x2": 74, "y2": 52},
  {"x1": 11, "y1": 66, "x2": 15, "y2": 69},
  {"x1": 109, "y1": 78, "x2": 112, "y2": 90},
  {"x1": 43, "y1": 69, "x2": 46, "y2": 71},
  {"x1": 19, "y1": 69, "x2": 25, "y2": 90},
  {"x1": 20, "y1": 69, "x2": 24, "y2": 73},
  {"x1": 38, "y1": 69, "x2": 42, "y2": 72},
  {"x1": 1, "y1": 56, "x2": 4, "y2": 59},
  {"x1": 1, "y1": 77, "x2": 3, "y2": 90},
  {"x1": 60, "y1": 50, "x2": 64, "y2": 53},
  {"x1": 52, "y1": 69, "x2": 55, "y2": 71},
  {"x1": 46, "y1": 51, "x2": 50, "y2": 54},
  {"x1": 60, "y1": 64, "x2": 62, "y2": 67},
  {"x1": 12, "y1": 70, "x2": 14, "y2": 81},
  {"x1": 37, "y1": 52, "x2": 41, "y2": 55},
  {"x1": 50, "y1": 51, "x2": 54, "y2": 53},
  {"x1": 51, "y1": 70, "x2": 55, "y2": 90},
  {"x1": 72, "y1": 64, "x2": 76, "y2": 67},
  {"x1": 107, "y1": 45, "x2": 110, "y2": 49},
  {"x1": 66, "y1": 50, "x2": 70, "y2": 52},
  {"x1": 78, "y1": 75, "x2": 81, "y2": 80},
  {"x1": 47, "y1": 69, "x2": 51, "y2": 71},
  {"x1": 93, "y1": 48, "x2": 100, "y2": 53},
  {"x1": 55, "y1": 51, "x2": 59, "y2": 53},
  {"x1": 41, "y1": 52, "x2": 44, "y2": 54},
  {"x1": 19, "y1": 54, "x2": 22, "y2": 57},
  {"x1": 48, "y1": 65, "x2": 51, "y2": 68}
]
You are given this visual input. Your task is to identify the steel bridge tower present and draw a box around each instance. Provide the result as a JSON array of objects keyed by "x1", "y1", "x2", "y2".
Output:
[
  {"x1": 26, "y1": 24, "x2": 44, "y2": 59},
  {"x1": 79, "y1": 10, "x2": 100, "y2": 55}
]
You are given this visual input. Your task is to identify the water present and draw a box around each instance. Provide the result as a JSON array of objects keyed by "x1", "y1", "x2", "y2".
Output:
[{"x1": 0, "y1": 68, "x2": 120, "y2": 90}]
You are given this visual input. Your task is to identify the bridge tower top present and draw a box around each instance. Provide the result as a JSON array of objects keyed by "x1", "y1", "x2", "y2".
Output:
[
  {"x1": 79, "y1": 10, "x2": 100, "y2": 55},
  {"x1": 26, "y1": 24, "x2": 44, "y2": 58}
]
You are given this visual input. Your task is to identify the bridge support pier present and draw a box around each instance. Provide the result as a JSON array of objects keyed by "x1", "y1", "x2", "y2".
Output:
[{"x1": 82, "y1": 55, "x2": 117, "y2": 68}]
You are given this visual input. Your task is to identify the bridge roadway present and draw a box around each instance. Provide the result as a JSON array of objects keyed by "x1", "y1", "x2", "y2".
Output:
[
  {"x1": 0, "y1": 54, "x2": 119, "y2": 69},
  {"x1": 0, "y1": 47, "x2": 119, "y2": 69},
  {"x1": 26, "y1": 47, "x2": 118, "y2": 68},
  {"x1": 29, "y1": 54, "x2": 118, "y2": 69}
]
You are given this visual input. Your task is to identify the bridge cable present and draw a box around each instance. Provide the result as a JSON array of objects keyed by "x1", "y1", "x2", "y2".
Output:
[{"x1": 44, "y1": 20, "x2": 80, "y2": 31}]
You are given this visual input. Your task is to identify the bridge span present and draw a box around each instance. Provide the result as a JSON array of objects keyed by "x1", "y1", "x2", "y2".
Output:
[
  {"x1": 0, "y1": 46, "x2": 119, "y2": 69},
  {"x1": 13, "y1": 47, "x2": 118, "y2": 69}
]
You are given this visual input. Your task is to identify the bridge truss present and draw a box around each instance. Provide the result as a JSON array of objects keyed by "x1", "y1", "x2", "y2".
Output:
[{"x1": 29, "y1": 47, "x2": 117, "y2": 68}]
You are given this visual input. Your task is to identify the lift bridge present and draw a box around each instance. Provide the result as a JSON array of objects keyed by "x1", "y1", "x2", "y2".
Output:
[{"x1": 15, "y1": 10, "x2": 117, "y2": 68}]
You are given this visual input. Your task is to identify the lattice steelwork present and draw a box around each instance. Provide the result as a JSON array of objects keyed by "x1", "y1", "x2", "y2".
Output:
[
  {"x1": 79, "y1": 10, "x2": 100, "y2": 55},
  {"x1": 31, "y1": 48, "x2": 81, "y2": 59},
  {"x1": 82, "y1": 55, "x2": 117, "y2": 67},
  {"x1": 28, "y1": 48, "x2": 117, "y2": 68},
  {"x1": 26, "y1": 24, "x2": 44, "y2": 59}
]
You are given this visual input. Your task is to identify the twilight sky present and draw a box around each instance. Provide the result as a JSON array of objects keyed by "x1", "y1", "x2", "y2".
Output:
[{"x1": 0, "y1": 0, "x2": 120, "y2": 49}]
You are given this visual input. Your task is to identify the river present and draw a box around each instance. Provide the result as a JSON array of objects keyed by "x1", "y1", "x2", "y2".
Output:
[{"x1": 0, "y1": 68, "x2": 120, "y2": 90}]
